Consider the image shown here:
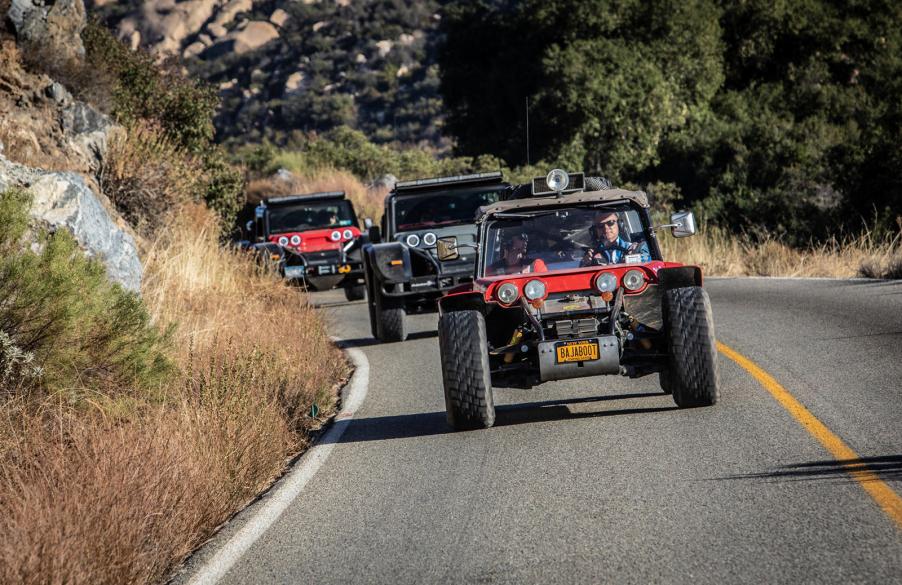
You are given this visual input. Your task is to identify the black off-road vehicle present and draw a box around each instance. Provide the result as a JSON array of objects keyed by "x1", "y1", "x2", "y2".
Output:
[
  {"x1": 245, "y1": 191, "x2": 369, "y2": 300},
  {"x1": 436, "y1": 170, "x2": 719, "y2": 430},
  {"x1": 362, "y1": 172, "x2": 510, "y2": 341}
]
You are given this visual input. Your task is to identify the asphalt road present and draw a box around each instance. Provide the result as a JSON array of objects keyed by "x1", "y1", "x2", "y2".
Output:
[{"x1": 215, "y1": 278, "x2": 902, "y2": 584}]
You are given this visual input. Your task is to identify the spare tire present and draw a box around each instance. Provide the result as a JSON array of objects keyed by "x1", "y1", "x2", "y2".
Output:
[{"x1": 585, "y1": 176, "x2": 613, "y2": 190}]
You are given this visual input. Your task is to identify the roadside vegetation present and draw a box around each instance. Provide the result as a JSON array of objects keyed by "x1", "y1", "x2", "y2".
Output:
[
  {"x1": 0, "y1": 193, "x2": 346, "y2": 585},
  {"x1": 1, "y1": 18, "x2": 347, "y2": 585}
]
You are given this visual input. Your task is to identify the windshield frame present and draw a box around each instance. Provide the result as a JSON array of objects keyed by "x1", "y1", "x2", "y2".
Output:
[
  {"x1": 477, "y1": 201, "x2": 661, "y2": 278},
  {"x1": 388, "y1": 185, "x2": 506, "y2": 236},
  {"x1": 266, "y1": 199, "x2": 358, "y2": 235}
]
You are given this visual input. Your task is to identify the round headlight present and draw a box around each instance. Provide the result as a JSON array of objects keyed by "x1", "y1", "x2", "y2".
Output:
[
  {"x1": 595, "y1": 272, "x2": 617, "y2": 293},
  {"x1": 290, "y1": 235, "x2": 301, "y2": 246},
  {"x1": 277, "y1": 236, "x2": 289, "y2": 246},
  {"x1": 546, "y1": 168, "x2": 569, "y2": 192},
  {"x1": 496, "y1": 282, "x2": 519, "y2": 305},
  {"x1": 623, "y1": 269, "x2": 646, "y2": 291},
  {"x1": 343, "y1": 229, "x2": 354, "y2": 240},
  {"x1": 422, "y1": 232, "x2": 437, "y2": 246},
  {"x1": 330, "y1": 231, "x2": 342, "y2": 242},
  {"x1": 405, "y1": 234, "x2": 420, "y2": 247},
  {"x1": 523, "y1": 279, "x2": 547, "y2": 301}
]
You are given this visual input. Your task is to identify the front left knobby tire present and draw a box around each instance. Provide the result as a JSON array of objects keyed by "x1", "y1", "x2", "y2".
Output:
[
  {"x1": 662, "y1": 286, "x2": 719, "y2": 408},
  {"x1": 438, "y1": 310, "x2": 495, "y2": 430}
]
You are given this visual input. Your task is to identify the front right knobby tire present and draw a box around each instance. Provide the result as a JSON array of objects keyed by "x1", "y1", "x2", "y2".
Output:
[
  {"x1": 438, "y1": 310, "x2": 495, "y2": 430},
  {"x1": 662, "y1": 286, "x2": 719, "y2": 408}
]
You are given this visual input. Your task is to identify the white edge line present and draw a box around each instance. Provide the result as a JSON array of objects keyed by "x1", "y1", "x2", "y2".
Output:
[{"x1": 184, "y1": 337, "x2": 369, "y2": 585}]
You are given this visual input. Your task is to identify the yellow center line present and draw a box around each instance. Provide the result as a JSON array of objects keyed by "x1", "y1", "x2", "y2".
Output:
[{"x1": 717, "y1": 341, "x2": 902, "y2": 530}]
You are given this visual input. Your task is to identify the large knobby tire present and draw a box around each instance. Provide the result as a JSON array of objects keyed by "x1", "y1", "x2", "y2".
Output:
[
  {"x1": 343, "y1": 282, "x2": 366, "y2": 301},
  {"x1": 375, "y1": 291, "x2": 406, "y2": 342},
  {"x1": 658, "y1": 370, "x2": 673, "y2": 395},
  {"x1": 585, "y1": 176, "x2": 613, "y2": 190},
  {"x1": 438, "y1": 310, "x2": 495, "y2": 430},
  {"x1": 662, "y1": 286, "x2": 719, "y2": 408}
]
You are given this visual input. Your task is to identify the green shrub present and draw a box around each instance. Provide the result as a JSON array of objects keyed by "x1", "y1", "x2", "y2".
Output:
[
  {"x1": 0, "y1": 189, "x2": 172, "y2": 398},
  {"x1": 82, "y1": 21, "x2": 217, "y2": 154}
]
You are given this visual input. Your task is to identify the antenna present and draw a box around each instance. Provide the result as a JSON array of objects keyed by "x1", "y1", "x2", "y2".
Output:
[{"x1": 525, "y1": 97, "x2": 531, "y2": 166}]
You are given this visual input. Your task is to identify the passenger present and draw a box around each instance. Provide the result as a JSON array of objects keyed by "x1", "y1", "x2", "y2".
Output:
[
  {"x1": 581, "y1": 210, "x2": 649, "y2": 266},
  {"x1": 487, "y1": 233, "x2": 547, "y2": 275}
]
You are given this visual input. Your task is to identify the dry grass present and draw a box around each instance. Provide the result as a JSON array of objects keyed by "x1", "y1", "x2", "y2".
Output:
[
  {"x1": 100, "y1": 122, "x2": 207, "y2": 235},
  {"x1": 247, "y1": 169, "x2": 388, "y2": 223},
  {"x1": 0, "y1": 205, "x2": 348, "y2": 585},
  {"x1": 660, "y1": 224, "x2": 902, "y2": 279}
]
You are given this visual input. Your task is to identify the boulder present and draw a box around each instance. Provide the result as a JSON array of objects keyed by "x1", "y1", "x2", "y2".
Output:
[
  {"x1": 7, "y1": 0, "x2": 87, "y2": 63},
  {"x1": 0, "y1": 156, "x2": 143, "y2": 293}
]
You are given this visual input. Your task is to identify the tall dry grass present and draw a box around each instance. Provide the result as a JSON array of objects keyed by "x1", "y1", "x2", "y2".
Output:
[
  {"x1": 247, "y1": 169, "x2": 388, "y2": 223},
  {"x1": 660, "y1": 224, "x2": 902, "y2": 279},
  {"x1": 0, "y1": 205, "x2": 348, "y2": 585}
]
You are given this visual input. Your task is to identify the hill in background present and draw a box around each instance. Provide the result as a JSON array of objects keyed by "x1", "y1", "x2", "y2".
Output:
[{"x1": 88, "y1": 0, "x2": 446, "y2": 149}]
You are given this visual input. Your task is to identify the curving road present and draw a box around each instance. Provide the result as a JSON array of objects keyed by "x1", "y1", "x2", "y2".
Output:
[{"x1": 196, "y1": 279, "x2": 902, "y2": 584}]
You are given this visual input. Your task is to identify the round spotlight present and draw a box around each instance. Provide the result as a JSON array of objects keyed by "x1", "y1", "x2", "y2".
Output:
[
  {"x1": 546, "y1": 168, "x2": 569, "y2": 192},
  {"x1": 623, "y1": 269, "x2": 646, "y2": 291},
  {"x1": 343, "y1": 229, "x2": 354, "y2": 240},
  {"x1": 523, "y1": 279, "x2": 547, "y2": 301},
  {"x1": 290, "y1": 235, "x2": 301, "y2": 246},
  {"x1": 405, "y1": 234, "x2": 421, "y2": 247},
  {"x1": 277, "y1": 236, "x2": 289, "y2": 246},
  {"x1": 594, "y1": 271, "x2": 617, "y2": 293},
  {"x1": 422, "y1": 232, "x2": 437, "y2": 246},
  {"x1": 496, "y1": 282, "x2": 519, "y2": 305},
  {"x1": 330, "y1": 231, "x2": 342, "y2": 242}
]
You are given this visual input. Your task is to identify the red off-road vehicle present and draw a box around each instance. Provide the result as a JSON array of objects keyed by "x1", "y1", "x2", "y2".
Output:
[
  {"x1": 246, "y1": 191, "x2": 370, "y2": 300},
  {"x1": 436, "y1": 171, "x2": 719, "y2": 430}
]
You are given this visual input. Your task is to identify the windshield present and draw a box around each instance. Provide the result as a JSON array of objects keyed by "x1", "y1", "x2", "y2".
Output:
[
  {"x1": 482, "y1": 205, "x2": 653, "y2": 276},
  {"x1": 268, "y1": 200, "x2": 356, "y2": 233},
  {"x1": 394, "y1": 187, "x2": 503, "y2": 231}
]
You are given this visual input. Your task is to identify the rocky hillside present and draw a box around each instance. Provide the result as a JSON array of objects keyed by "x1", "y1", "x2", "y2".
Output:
[
  {"x1": 88, "y1": 0, "x2": 446, "y2": 149},
  {"x1": 0, "y1": 1, "x2": 142, "y2": 291}
]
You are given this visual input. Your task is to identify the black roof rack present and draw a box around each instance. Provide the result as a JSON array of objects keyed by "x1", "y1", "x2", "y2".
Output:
[
  {"x1": 263, "y1": 191, "x2": 346, "y2": 205},
  {"x1": 393, "y1": 171, "x2": 504, "y2": 193}
]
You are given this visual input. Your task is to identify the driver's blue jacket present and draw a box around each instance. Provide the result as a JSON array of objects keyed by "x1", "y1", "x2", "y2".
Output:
[{"x1": 592, "y1": 236, "x2": 650, "y2": 264}]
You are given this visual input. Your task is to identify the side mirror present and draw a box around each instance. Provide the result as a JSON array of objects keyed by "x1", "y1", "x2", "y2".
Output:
[
  {"x1": 369, "y1": 225, "x2": 382, "y2": 244},
  {"x1": 670, "y1": 210, "x2": 697, "y2": 238},
  {"x1": 363, "y1": 217, "x2": 374, "y2": 229},
  {"x1": 436, "y1": 237, "x2": 460, "y2": 262}
]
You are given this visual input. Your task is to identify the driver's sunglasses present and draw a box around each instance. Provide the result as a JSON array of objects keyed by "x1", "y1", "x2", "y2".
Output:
[{"x1": 595, "y1": 219, "x2": 618, "y2": 228}]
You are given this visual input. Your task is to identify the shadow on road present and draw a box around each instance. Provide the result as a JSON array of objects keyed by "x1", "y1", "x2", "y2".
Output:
[
  {"x1": 718, "y1": 455, "x2": 902, "y2": 483},
  {"x1": 327, "y1": 392, "x2": 676, "y2": 444},
  {"x1": 335, "y1": 330, "x2": 438, "y2": 348}
]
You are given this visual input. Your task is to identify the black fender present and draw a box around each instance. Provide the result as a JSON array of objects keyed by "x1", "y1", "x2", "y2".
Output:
[
  {"x1": 362, "y1": 242, "x2": 411, "y2": 284},
  {"x1": 657, "y1": 265, "x2": 703, "y2": 290},
  {"x1": 438, "y1": 292, "x2": 487, "y2": 316}
]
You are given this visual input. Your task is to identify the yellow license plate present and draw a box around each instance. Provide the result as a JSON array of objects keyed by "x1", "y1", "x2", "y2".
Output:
[{"x1": 555, "y1": 340, "x2": 600, "y2": 363}]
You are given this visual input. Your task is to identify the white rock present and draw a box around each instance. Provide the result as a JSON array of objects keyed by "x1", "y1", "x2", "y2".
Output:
[
  {"x1": 375, "y1": 40, "x2": 393, "y2": 58},
  {"x1": 0, "y1": 156, "x2": 143, "y2": 292},
  {"x1": 270, "y1": 8, "x2": 289, "y2": 28}
]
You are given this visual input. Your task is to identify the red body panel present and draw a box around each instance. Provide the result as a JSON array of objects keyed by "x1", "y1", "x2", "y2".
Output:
[
  {"x1": 269, "y1": 226, "x2": 361, "y2": 253},
  {"x1": 453, "y1": 261, "x2": 692, "y2": 305}
]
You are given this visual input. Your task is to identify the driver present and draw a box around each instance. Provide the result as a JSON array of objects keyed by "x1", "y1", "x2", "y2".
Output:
[
  {"x1": 488, "y1": 233, "x2": 547, "y2": 275},
  {"x1": 581, "y1": 210, "x2": 649, "y2": 266}
]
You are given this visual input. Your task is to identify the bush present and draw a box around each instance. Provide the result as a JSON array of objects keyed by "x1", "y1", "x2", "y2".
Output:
[
  {"x1": 0, "y1": 188, "x2": 172, "y2": 398},
  {"x1": 100, "y1": 122, "x2": 206, "y2": 234},
  {"x1": 81, "y1": 21, "x2": 217, "y2": 154}
]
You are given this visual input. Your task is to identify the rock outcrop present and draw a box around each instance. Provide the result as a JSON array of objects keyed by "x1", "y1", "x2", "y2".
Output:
[
  {"x1": 0, "y1": 41, "x2": 115, "y2": 176},
  {"x1": 0, "y1": 156, "x2": 143, "y2": 292},
  {"x1": 8, "y1": 0, "x2": 87, "y2": 63}
]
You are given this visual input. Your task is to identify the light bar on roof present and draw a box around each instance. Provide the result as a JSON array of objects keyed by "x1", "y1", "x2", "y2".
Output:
[
  {"x1": 265, "y1": 191, "x2": 346, "y2": 205},
  {"x1": 394, "y1": 171, "x2": 503, "y2": 191}
]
